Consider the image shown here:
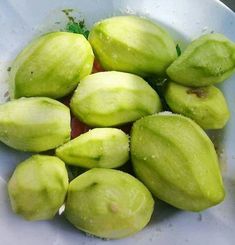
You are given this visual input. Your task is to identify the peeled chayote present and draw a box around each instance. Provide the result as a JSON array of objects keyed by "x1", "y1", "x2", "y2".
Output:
[
  {"x1": 165, "y1": 82, "x2": 230, "y2": 129},
  {"x1": 56, "y1": 128, "x2": 129, "y2": 168},
  {"x1": 167, "y1": 33, "x2": 235, "y2": 86},
  {"x1": 9, "y1": 32, "x2": 94, "y2": 99},
  {"x1": 65, "y1": 168, "x2": 154, "y2": 239},
  {"x1": 70, "y1": 71, "x2": 162, "y2": 127},
  {"x1": 0, "y1": 97, "x2": 71, "y2": 152},
  {"x1": 89, "y1": 16, "x2": 177, "y2": 77},
  {"x1": 131, "y1": 114, "x2": 225, "y2": 211},
  {"x1": 8, "y1": 155, "x2": 69, "y2": 221}
]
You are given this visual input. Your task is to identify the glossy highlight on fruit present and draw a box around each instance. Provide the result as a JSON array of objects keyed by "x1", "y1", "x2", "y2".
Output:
[
  {"x1": 167, "y1": 33, "x2": 235, "y2": 86},
  {"x1": 0, "y1": 97, "x2": 71, "y2": 152},
  {"x1": 9, "y1": 32, "x2": 94, "y2": 99},
  {"x1": 165, "y1": 81, "x2": 230, "y2": 129},
  {"x1": 65, "y1": 168, "x2": 154, "y2": 239},
  {"x1": 8, "y1": 155, "x2": 69, "y2": 221},
  {"x1": 70, "y1": 71, "x2": 162, "y2": 127},
  {"x1": 131, "y1": 113, "x2": 225, "y2": 211},
  {"x1": 89, "y1": 16, "x2": 177, "y2": 77},
  {"x1": 56, "y1": 128, "x2": 129, "y2": 168}
]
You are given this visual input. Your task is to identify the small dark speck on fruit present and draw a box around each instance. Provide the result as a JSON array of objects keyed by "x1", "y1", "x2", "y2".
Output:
[
  {"x1": 30, "y1": 71, "x2": 34, "y2": 75},
  {"x1": 187, "y1": 87, "x2": 208, "y2": 98},
  {"x1": 89, "y1": 182, "x2": 98, "y2": 188},
  {"x1": 109, "y1": 203, "x2": 119, "y2": 213}
]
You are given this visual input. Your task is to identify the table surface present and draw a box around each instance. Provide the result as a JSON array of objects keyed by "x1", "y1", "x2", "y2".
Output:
[{"x1": 221, "y1": 0, "x2": 235, "y2": 10}]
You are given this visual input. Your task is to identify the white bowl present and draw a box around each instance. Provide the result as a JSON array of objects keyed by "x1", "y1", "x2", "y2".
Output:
[{"x1": 0, "y1": 0, "x2": 234, "y2": 244}]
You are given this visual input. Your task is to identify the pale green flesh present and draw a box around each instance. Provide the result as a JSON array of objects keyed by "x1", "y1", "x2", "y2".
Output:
[
  {"x1": 70, "y1": 71, "x2": 162, "y2": 127},
  {"x1": 0, "y1": 97, "x2": 71, "y2": 152},
  {"x1": 8, "y1": 155, "x2": 69, "y2": 221},
  {"x1": 167, "y1": 33, "x2": 235, "y2": 86},
  {"x1": 165, "y1": 82, "x2": 230, "y2": 129},
  {"x1": 10, "y1": 32, "x2": 94, "y2": 99},
  {"x1": 56, "y1": 128, "x2": 129, "y2": 168},
  {"x1": 65, "y1": 168, "x2": 154, "y2": 239},
  {"x1": 131, "y1": 114, "x2": 225, "y2": 211},
  {"x1": 89, "y1": 16, "x2": 177, "y2": 77}
]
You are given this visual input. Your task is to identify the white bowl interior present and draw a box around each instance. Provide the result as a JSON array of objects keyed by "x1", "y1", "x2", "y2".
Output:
[{"x1": 0, "y1": 0, "x2": 234, "y2": 244}]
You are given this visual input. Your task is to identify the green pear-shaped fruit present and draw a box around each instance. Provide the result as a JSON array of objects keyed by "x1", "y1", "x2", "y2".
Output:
[
  {"x1": 70, "y1": 71, "x2": 162, "y2": 127},
  {"x1": 89, "y1": 16, "x2": 177, "y2": 77},
  {"x1": 65, "y1": 168, "x2": 154, "y2": 239},
  {"x1": 165, "y1": 82, "x2": 230, "y2": 129},
  {"x1": 9, "y1": 32, "x2": 94, "y2": 99},
  {"x1": 0, "y1": 97, "x2": 71, "y2": 152},
  {"x1": 56, "y1": 128, "x2": 129, "y2": 168},
  {"x1": 167, "y1": 33, "x2": 235, "y2": 86},
  {"x1": 131, "y1": 114, "x2": 225, "y2": 211},
  {"x1": 8, "y1": 155, "x2": 69, "y2": 221}
]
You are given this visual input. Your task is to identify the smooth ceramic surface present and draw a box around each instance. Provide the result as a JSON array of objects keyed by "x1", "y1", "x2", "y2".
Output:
[{"x1": 0, "y1": 0, "x2": 234, "y2": 244}]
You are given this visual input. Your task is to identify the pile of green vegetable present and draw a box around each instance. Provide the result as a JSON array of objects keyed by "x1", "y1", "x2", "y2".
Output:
[{"x1": 1, "y1": 15, "x2": 235, "y2": 239}]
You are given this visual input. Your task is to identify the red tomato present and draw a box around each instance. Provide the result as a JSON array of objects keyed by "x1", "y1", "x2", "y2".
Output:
[
  {"x1": 92, "y1": 59, "x2": 104, "y2": 73},
  {"x1": 70, "y1": 116, "x2": 91, "y2": 139}
]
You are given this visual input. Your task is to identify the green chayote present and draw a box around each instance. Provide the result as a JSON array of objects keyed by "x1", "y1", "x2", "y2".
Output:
[
  {"x1": 167, "y1": 33, "x2": 235, "y2": 86},
  {"x1": 65, "y1": 168, "x2": 154, "y2": 239},
  {"x1": 9, "y1": 32, "x2": 94, "y2": 99},
  {"x1": 165, "y1": 81, "x2": 230, "y2": 129},
  {"x1": 8, "y1": 155, "x2": 69, "y2": 221},
  {"x1": 70, "y1": 71, "x2": 162, "y2": 127},
  {"x1": 131, "y1": 114, "x2": 225, "y2": 211},
  {"x1": 56, "y1": 128, "x2": 129, "y2": 168},
  {"x1": 89, "y1": 15, "x2": 177, "y2": 76},
  {"x1": 0, "y1": 97, "x2": 71, "y2": 152}
]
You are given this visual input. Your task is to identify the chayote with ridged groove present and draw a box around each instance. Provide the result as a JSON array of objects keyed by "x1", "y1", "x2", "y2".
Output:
[
  {"x1": 65, "y1": 168, "x2": 154, "y2": 239},
  {"x1": 56, "y1": 128, "x2": 129, "y2": 168},
  {"x1": 8, "y1": 155, "x2": 69, "y2": 221},
  {"x1": 70, "y1": 71, "x2": 162, "y2": 127},
  {"x1": 89, "y1": 16, "x2": 177, "y2": 77},
  {"x1": 167, "y1": 33, "x2": 235, "y2": 86},
  {"x1": 9, "y1": 32, "x2": 94, "y2": 99},
  {"x1": 131, "y1": 113, "x2": 225, "y2": 211},
  {"x1": 0, "y1": 97, "x2": 71, "y2": 152}
]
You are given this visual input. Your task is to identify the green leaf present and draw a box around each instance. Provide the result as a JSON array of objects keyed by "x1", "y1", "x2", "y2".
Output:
[{"x1": 65, "y1": 21, "x2": 90, "y2": 39}]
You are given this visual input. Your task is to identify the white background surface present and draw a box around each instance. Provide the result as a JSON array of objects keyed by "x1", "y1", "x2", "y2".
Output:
[{"x1": 0, "y1": 0, "x2": 235, "y2": 244}]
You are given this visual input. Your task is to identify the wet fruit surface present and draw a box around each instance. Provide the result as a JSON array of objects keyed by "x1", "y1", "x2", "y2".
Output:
[
  {"x1": 0, "y1": 97, "x2": 71, "y2": 152},
  {"x1": 56, "y1": 128, "x2": 129, "y2": 168},
  {"x1": 131, "y1": 114, "x2": 225, "y2": 211},
  {"x1": 9, "y1": 32, "x2": 94, "y2": 99},
  {"x1": 70, "y1": 71, "x2": 162, "y2": 127},
  {"x1": 89, "y1": 16, "x2": 177, "y2": 77},
  {"x1": 165, "y1": 82, "x2": 230, "y2": 129},
  {"x1": 167, "y1": 33, "x2": 235, "y2": 86},
  {"x1": 65, "y1": 168, "x2": 154, "y2": 239},
  {"x1": 8, "y1": 155, "x2": 69, "y2": 221}
]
